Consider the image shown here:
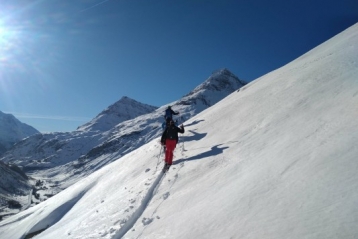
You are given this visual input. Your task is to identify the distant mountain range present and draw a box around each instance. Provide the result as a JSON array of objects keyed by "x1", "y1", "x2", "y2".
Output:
[
  {"x1": 0, "y1": 68, "x2": 245, "y2": 218},
  {"x1": 0, "y1": 111, "x2": 39, "y2": 156}
]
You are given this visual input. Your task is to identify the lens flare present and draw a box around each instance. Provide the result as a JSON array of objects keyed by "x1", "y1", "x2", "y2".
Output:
[
  {"x1": 0, "y1": 16, "x2": 21, "y2": 70},
  {"x1": 0, "y1": 4, "x2": 55, "y2": 89},
  {"x1": 0, "y1": 17, "x2": 16, "y2": 84}
]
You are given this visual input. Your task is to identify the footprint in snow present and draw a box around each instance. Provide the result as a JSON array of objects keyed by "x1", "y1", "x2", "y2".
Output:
[
  {"x1": 163, "y1": 192, "x2": 170, "y2": 200},
  {"x1": 142, "y1": 217, "x2": 154, "y2": 225}
]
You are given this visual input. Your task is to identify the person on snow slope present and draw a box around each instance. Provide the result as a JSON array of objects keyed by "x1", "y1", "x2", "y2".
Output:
[
  {"x1": 164, "y1": 106, "x2": 179, "y2": 124},
  {"x1": 161, "y1": 119, "x2": 184, "y2": 170}
]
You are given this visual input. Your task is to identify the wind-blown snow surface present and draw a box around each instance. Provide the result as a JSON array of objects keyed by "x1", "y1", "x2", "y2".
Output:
[{"x1": 1, "y1": 23, "x2": 358, "y2": 239}]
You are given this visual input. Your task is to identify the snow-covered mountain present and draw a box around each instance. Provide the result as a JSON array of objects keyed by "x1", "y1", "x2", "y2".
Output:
[
  {"x1": 77, "y1": 96, "x2": 158, "y2": 132},
  {"x1": 179, "y1": 68, "x2": 246, "y2": 106},
  {"x1": 0, "y1": 69, "x2": 244, "y2": 212},
  {"x1": 0, "y1": 111, "x2": 39, "y2": 155},
  {"x1": 0, "y1": 22, "x2": 357, "y2": 239},
  {"x1": 0, "y1": 97, "x2": 158, "y2": 170},
  {"x1": 0, "y1": 112, "x2": 38, "y2": 220}
]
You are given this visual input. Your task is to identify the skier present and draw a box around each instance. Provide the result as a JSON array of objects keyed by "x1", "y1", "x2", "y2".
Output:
[
  {"x1": 164, "y1": 106, "x2": 179, "y2": 125},
  {"x1": 161, "y1": 118, "x2": 179, "y2": 130},
  {"x1": 161, "y1": 119, "x2": 185, "y2": 171}
]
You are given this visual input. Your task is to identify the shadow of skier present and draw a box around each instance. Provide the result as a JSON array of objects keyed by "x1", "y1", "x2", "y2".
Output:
[
  {"x1": 183, "y1": 119, "x2": 205, "y2": 127},
  {"x1": 179, "y1": 130, "x2": 207, "y2": 143},
  {"x1": 174, "y1": 144, "x2": 229, "y2": 165}
]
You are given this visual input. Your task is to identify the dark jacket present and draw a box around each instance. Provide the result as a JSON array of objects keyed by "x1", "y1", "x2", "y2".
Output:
[
  {"x1": 161, "y1": 124, "x2": 184, "y2": 143},
  {"x1": 165, "y1": 108, "x2": 179, "y2": 120}
]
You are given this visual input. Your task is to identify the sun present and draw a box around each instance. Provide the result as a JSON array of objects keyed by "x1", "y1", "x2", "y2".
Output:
[
  {"x1": 0, "y1": 8, "x2": 56, "y2": 84},
  {"x1": 0, "y1": 17, "x2": 20, "y2": 73},
  {"x1": 0, "y1": 19, "x2": 10, "y2": 44},
  {"x1": 0, "y1": 16, "x2": 22, "y2": 53}
]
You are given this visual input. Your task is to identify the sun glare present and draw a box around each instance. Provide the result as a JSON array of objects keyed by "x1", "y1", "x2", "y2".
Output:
[
  {"x1": 0, "y1": 19, "x2": 11, "y2": 47},
  {"x1": 0, "y1": 16, "x2": 21, "y2": 78},
  {"x1": 0, "y1": 5, "x2": 59, "y2": 86},
  {"x1": 0, "y1": 22, "x2": 5, "y2": 39}
]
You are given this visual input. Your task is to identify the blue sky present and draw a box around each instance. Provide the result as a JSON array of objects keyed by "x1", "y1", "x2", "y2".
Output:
[{"x1": 0, "y1": 0, "x2": 357, "y2": 132}]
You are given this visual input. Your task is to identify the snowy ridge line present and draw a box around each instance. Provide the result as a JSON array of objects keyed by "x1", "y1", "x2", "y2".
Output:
[
  {"x1": 23, "y1": 195, "x2": 84, "y2": 238},
  {"x1": 112, "y1": 170, "x2": 166, "y2": 239},
  {"x1": 15, "y1": 181, "x2": 97, "y2": 238},
  {"x1": 0, "y1": 194, "x2": 85, "y2": 239},
  {"x1": 0, "y1": 211, "x2": 32, "y2": 228},
  {"x1": 23, "y1": 189, "x2": 90, "y2": 238}
]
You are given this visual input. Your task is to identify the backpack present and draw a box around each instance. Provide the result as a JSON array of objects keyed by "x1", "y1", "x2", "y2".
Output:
[{"x1": 164, "y1": 108, "x2": 172, "y2": 120}]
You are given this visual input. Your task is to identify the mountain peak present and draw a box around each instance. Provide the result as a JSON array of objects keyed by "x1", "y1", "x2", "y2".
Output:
[
  {"x1": 212, "y1": 68, "x2": 238, "y2": 77},
  {"x1": 183, "y1": 68, "x2": 245, "y2": 100},
  {"x1": 118, "y1": 96, "x2": 134, "y2": 102},
  {"x1": 178, "y1": 68, "x2": 246, "y2": 108},
  {"x1": 77, "y1": 97, "x2": 158, "y2": 132},
  {"x1": 0, "y1": 111, "x2": 39, "y2": 155},
  {"x1": 110, "y1": 96, "x2": 148, "y2": 109}
]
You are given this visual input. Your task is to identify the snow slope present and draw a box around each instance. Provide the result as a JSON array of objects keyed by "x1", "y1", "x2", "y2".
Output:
[{"x1": 1, "y1": 23, "x2": 358, "y2": 239}]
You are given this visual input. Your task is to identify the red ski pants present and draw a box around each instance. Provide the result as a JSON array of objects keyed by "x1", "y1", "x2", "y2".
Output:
[{"x1": 165, "y1": 139, "x2": 177, "y2": 165}]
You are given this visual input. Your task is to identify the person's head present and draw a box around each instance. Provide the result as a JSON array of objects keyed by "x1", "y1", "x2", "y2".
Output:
[
  {"x1": 167, "y1": 106, "x2": 171, "y2": 109},
  {"x1": 169, "y1": 119, "x2": 174, "y2": 125}
]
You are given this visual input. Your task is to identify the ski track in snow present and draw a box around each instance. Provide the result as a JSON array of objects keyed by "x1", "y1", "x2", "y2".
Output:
[
  {"x1": 112, "y1": 169, "x2": 166, "y2": 239},
  {"x1": 113, "y1": 158, "x2": 185, "y2": 239},
  {"x1": 132, "y1": 160, "x2": 186, "y2": 239}
]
